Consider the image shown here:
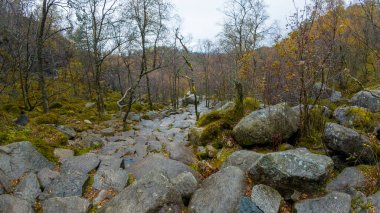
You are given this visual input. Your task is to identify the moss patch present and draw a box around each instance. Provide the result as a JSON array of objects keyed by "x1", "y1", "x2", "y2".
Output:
[
  {"x1": 243, "y1": 97, "x2": 260, "y2": 114},
  {"x1": 346, "y1": 107, "x2": 376, "y2": 132}
]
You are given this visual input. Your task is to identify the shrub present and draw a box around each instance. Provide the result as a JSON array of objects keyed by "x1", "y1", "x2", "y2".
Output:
[{"x1": 243, "y1": 97, "x2": 260, "y2": 114}]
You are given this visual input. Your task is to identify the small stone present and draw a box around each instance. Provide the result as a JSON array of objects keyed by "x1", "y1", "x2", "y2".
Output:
[
  {"x1": 0, "y1": 194, "x2": 33, "y2": 213},
  {"x1": 93, "y1": 169, "x2": 129, "y2": 192},
  {"x1": 60, "y1": 153, "x2": 100, "y2": 174},
  {"x1": 14, "y1": 173, "x2": 41, "y2": 203},
  {"x1": 238, "y1": 197, "x2": 263, "y2": 213},
  {"x1": 251, "y1": 184, "x2": 282, "y2": 213},
  {"x1": 294, "y1": 192, "x2": 352, "y2": 213},
  {"x1": 37, "y1": 168, "x2": 60, "y2": 189},
  {"x1": 84, "y1": 120, "x2": 92, "y2": 124}
]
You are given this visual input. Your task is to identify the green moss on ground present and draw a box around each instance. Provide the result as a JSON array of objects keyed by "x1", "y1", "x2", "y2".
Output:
[
  {"x1": 346, "y1": 107, "x2": 377, "y2": 132},
  {"x1": 243, "y1": 97, "x2": 260, "y2": 114}
]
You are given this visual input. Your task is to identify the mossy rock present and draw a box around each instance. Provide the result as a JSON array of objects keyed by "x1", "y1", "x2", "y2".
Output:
[
  {"x1": 34, "y1": 112, "x2": 60, "y2": 125},
  {"x1": 197, "y1": 111, "x2": 224, "y2": 127}
]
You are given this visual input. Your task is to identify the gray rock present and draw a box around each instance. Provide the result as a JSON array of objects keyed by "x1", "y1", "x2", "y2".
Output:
[
  {"x1": 0, "y1": 194, "x2": 33, "y2": 213},
  {"x1": 323, "y1": 123, "x2": 375, "y2": 163},
  {"x1": 100, "y1": 127, "x2": 114, "y2": 136},
  {"x1": 189, "y1": 166, "x2": 245, "y2": 213},
  {"x1": 14, "y1": 173, "x2": 41, "y2": 203},
  {"x1": 196, "y1": 146, "x2": 208, "y2": 159},
  {"x1": 172, "y1": 172, "x2": 198, "y2": 203},
  {"x1": 98, "y1": 156, "x2": 122, "y2": 171},
  {"x1": 349, "y1": 89, "x2": 380, "y2": 112},
  {"x1": 42, "y1": 196, "x2": 90, "y2": 213},
  {"x1": 206, "y1": 145, "x2": 218, "y2": 158},
  {"x1": 60, "y1": 153, "x2": 100, "y2": 174},
  {"x1": 99, "y1": 170, "x2": 184, "y2": 213},
  {"x1": 146, "y1": 140, "x2": 162, "y2": 152},
  {"x1": 218, "y1": 102, "x2": 235, "y2": 111},
  {"x1": 238, "y1": 197, "x2": 263, "y2": 213},
  {"x1": 15, "y1": 113, "x2": 29, "y2": 126},
  {"x1": 233, "y1": 104, "x2": 299, "y2": 146},
  {"x1": 333, "y1": 106, "x2": 373, "y2": 128},
  {"x1": 251, "y1": 184, "x2": 282, "y2": 213},
  {"x1": 326, "y1": 166, "x2": 378, "y2": 194},
  {"x1": 79, "y1": 133, "x2": 104, "y2": 148},
  {"x1": 40, "y1": 170, "x2": 88, "y2": 199},
  {"x1": 368, "y1": 191, "x2": 380, "y2": 212},
  {"x1": 182, "y1": 93, "x2": 198, "y2": 106},
  {"x1": 173, "y1": 120, "x2": 192, "y2": 129},
  {"x1": 127, "y1": 154, "x2": 201, "y2": 181},
  {"x1": 37, "y1": 168, "x2": 60, "y2": 189},
  {"x1": 56, "y1": 125, "x2": 76, "y2": 139},
  {"x1": 100, "y1": 142, "x2": 135, "y2": 158},
  {"x1": 188, "y1": 127, "x2": 204, "y2": 146},
  {"x1": 121, "y1": 157, "x2": 136, "y2": 169},
  {"x1": 0, "y1": 141, "x2": 53, "y2": 186},
  {"x1": 310, "y1": 82, "x2": 342, "y2": 102},
  {"x1": 292, "y1": 104, "x2": 332, "y2": 118},
  {"x1": 93, "y1": 169, "x2": 129, "y2": 192},
  {"x1": 294, "y1": 192, "x2": 352, "y2": 213},
  {"x1": 222, "y1": 150, "x2": 263, "y2": 172},
  {"x1": 54, "y1": 148, "x2": 74, "y2": 162},
  {"x1": 249, "y1": 148, "x2": 333, "y2": 192},
  {"x1": 167, "y1": 143, "x2": 198, "y2": 165}
]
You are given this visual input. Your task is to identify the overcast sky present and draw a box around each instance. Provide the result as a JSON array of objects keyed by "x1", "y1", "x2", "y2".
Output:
[{"x1": 171, "y1": 0, "x2": 311, "y2": 43}]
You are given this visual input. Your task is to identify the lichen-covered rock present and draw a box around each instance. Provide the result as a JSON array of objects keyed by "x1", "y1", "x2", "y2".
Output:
[
  {"x1": 221, "y1": 150, "x2": 263, "y2": 172},
  {"x1": 323, "y1": 123, "x2": 375, "y2": 164},
  {"x1": 188, "y1": 127, "x2": 204, "y2": 146},
  {"x1": 60, "y1": 153, "x2": 100, "y2": 174},
  {"x1": 127, "y1": 154, "x2": 201, "y2": 181},
  {"x1": 42, "y1": 196, "x2": 90, "y2": 213},
  {"x1": 188, "y1": 166, "x2": 245, "y2": 213},
  {"x1": 309, "y1": 82, "x2": 342, "y2": 102},
  {"x1": 232, "y1": 104, "x2": 299, "y2": 146},
  {"x1": 0, "y1": 141, "x2": 53, "y2": 187},
  {"x1": 37, "y1": 168, "x2": 60, "y2": 189},
  {"x1": 249, "y1": 148, "x2": 333, "y2": 192},
  {"x1": 93, "y1": 169, "x2": 129, "y2": 192},
  {"x1": 167, "y1": 143, "x2": 198, "y2": 165},
  {"x1": 251, "y1": 184, "x2": 282, "y2": 213},
  {"x1": 56, "y1": 125, "x2": 76, "y2": 139},
  {"x1": 0, "y1": 194, "x2": 33, "y2": 213},
  {"x1": 349, "y1": 89, "x2": 380, "y2": 112},
  {"x1": 171, "y1": 172, "x2": 198, "y2": 204},
  {"x1": 53, "y1": 148, "x2": 74, "y2": 162},
  {"x1": 14, "y1": 173, "x2": 41, "y2": 203},
  {"x1": 40, "y1": 170, "x2": 88, "y2": 199},
  {"x1": 333, "y1": 106, "x2": 374, "y2": 130},
  {"x1": 99, "y1": 170, "x2": 184, "y2": 213},
  {"x1": 326, "y1": 166, "x2": 378, "y2": 195},
  {"x1": 294, "y1": 192, "x2": 352, "y2": 213}
]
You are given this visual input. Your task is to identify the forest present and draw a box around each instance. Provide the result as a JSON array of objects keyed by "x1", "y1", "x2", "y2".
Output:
[{"x1": 0, "y1": 0, "x2": 380, "y2": 212}]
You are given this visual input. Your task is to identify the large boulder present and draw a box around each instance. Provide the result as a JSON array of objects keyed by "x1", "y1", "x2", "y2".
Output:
[
  {"x1": 99, "y1": 170, "x2": 184, "y2": 213},
  {"x1": 249, "y1": 148, "x2": 333, "y2": 192},
  {"x1": 37, "y1": 168, "x2": 60, "y2": 189},
  {"x1": 294, "y1": 192, "x2": 352, "y2": 213},
  {"x1": 251, "y1": 184, "x2": 282, "y2": 213},
  {"x1": 232, "y1": 104, "x2": 299, "y2": 146},
  {"x1": 309, "y1": 82, "x2": 342, "y2": 102},
  {"x1": 42, "y1": 196, "x2": 90, "y2": 213},
  {"x1": 0, "y1": 142, "x2": 53, "y2": 187},
  {"x1": 323, "y1": 123, "x2": 375, "y2": 164},
  {"x1": 326, "y1": 166, "x2": 378, "y2": 195},
  {"x1": 182, "y1": 93, "x2": 199, "y2": 106},
  {"x1": 333, "y1": 106, "x2": 374, "y2": 129},
  {"x1": 171, "y1": 172, "x2": 199, "y2": 204},
  {"x1": 0, "y1": 194, "x2": 33, "y2": 213},
  {"x1": 188, "y1": 166, "x2": 245, "y2": 213},
  {"x1": 349, "y1": 89, "x2": 380, "y2": 112},
  {"x1": 221, "y1": 150, "x2": 263, "y2": 172},
  {"x1": 126, "y1": 154, "x2": 201, "y2": 181}
]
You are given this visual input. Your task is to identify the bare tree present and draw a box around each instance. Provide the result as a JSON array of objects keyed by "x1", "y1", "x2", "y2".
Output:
[{"x1": 70, "y1": 0, "x2": 122, "y2": 114}]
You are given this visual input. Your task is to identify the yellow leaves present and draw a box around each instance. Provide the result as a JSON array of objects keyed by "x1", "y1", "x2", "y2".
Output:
[{"x1": 238, "y1": 51, "x2": 254, "y2": 79}]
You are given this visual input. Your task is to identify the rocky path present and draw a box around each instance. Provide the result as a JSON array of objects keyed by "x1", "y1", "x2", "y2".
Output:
[{"x1": 0, "y1": 101, "x2": 212, "y2": 212}]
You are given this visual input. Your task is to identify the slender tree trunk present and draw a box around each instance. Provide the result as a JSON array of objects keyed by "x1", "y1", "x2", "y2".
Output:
[
  {"x1": 145, "y1": 74, "x2": 153, "y2": 109},
  {"x1": 36, "y1": 0, "x2": 49, "y2": 113}
]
